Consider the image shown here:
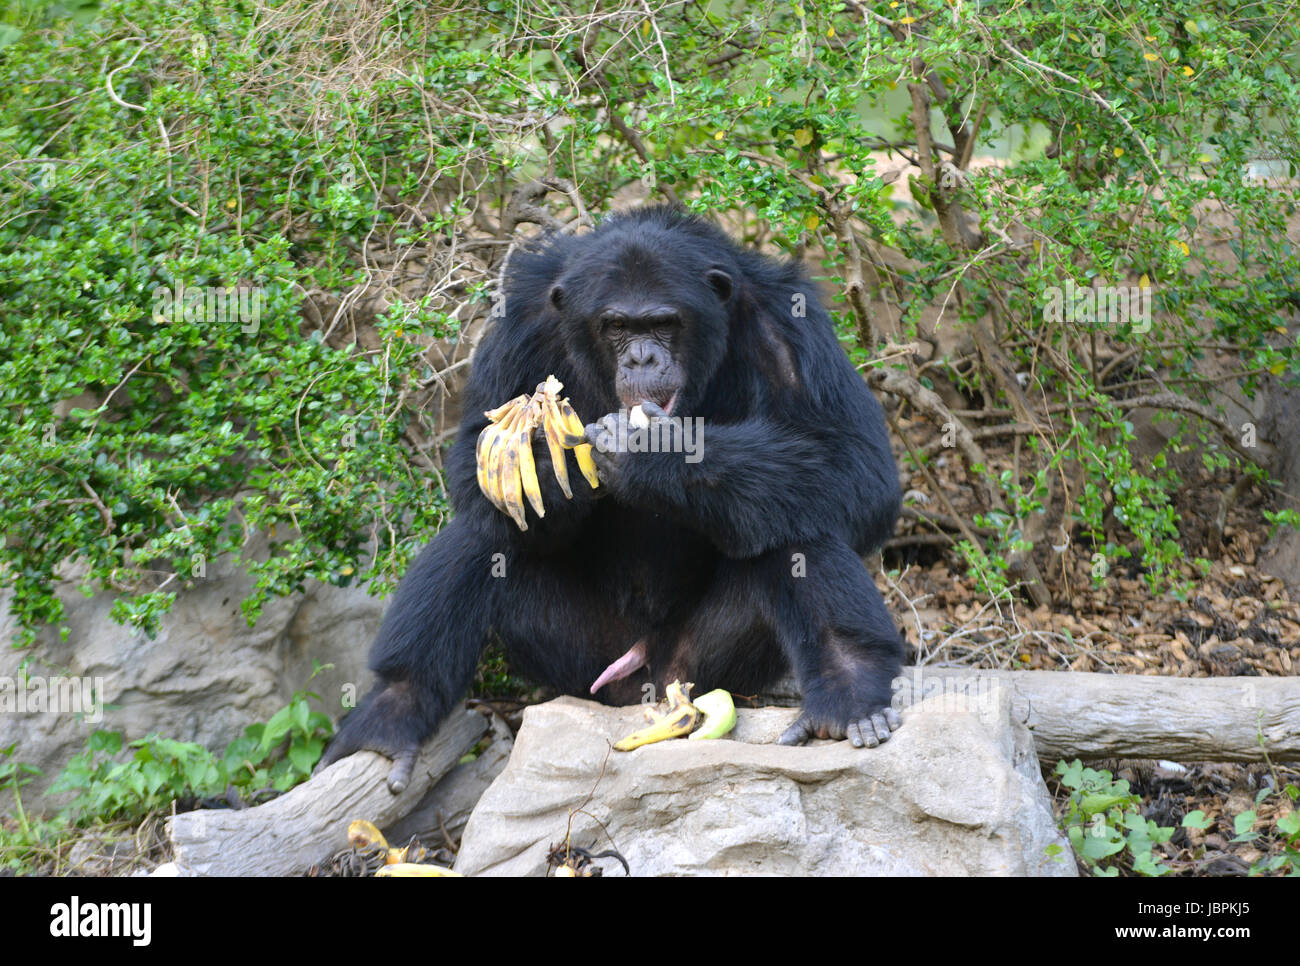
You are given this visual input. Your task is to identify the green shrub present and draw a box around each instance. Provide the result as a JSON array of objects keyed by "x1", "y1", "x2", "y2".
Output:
[{"x1": 2, "y1": 0, "x2": 1297, "y2": 644}]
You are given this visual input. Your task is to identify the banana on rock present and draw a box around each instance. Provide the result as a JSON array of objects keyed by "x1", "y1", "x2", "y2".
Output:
[
  {"x1": 613, "y1": 681, "x2": 699, "y2": 751},
  {"x1": 689, "y1": 688, "x2": 737, "y2": 740}
]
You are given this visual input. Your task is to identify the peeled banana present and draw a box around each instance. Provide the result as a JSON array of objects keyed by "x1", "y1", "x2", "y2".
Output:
[
  {"x1": 476, "y1": 375, "x2": 599, "y2": 530},
  {"x1": 613, "y1": 681, "x2": 699, "y2": 751}
]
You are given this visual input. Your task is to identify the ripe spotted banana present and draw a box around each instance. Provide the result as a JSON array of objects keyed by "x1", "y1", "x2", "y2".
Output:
[
  {"x1": 544, "y1": 375, "x2": 600, "y2": 490},
  {"x1": 347, "y1": 819, "x2": 435, "y2": 866},
  {"x1": 475, "y1": 376, "x2": 600, "y2": 530},
  {"x1": 538, "y1": 383, "x2": 575, "y2": 500}
]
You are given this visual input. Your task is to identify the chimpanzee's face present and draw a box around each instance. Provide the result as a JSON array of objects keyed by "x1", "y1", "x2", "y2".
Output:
[
  {"x1": 593, "y1": 299, "x2": 687, "y2": 415},
  {"x1": 549, "y1": 240, "x2": 733, "y2": 415}
]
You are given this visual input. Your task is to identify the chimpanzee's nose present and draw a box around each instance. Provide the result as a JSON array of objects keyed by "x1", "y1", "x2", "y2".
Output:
[{"x1": 627, "y1": 341, "x2": 666, "y2": 370}]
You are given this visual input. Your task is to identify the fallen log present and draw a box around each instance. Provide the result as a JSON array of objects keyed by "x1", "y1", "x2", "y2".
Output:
[
  {"x1": 166, "y1": 709, "x2": 488, "y2": 877},
  {"x1": 758, "y1": 668, "x2": 1300, "y2": 763}
]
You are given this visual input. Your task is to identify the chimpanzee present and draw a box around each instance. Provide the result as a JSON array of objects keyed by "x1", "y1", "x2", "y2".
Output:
[{"x1": 320, "y1": 206, "x2": 904, "y2": 791}]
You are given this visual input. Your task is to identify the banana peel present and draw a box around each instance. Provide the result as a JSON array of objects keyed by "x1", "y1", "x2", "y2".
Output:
[
  {"x1": 613, "y1": 681, "x2": 698, "y2": 751},
  {"x1": 689, "y1": 688, "x2": 737, "y2": 740},
  {"x1": 347, "y1": 819, "x2": 432, "y2": 866},
  {"x1": 347, "y1": 819, "x2": 388, "y2": 853}
]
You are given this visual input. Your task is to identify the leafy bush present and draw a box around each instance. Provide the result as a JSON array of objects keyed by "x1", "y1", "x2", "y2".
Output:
[
  {"x1": 1054, "y1": 758, "x2": 1175, "y2": 876},
  {"x1": 2, "y1": 0, "x2": 1297, "y2": 644},
  {"x1": 49, "y1": 686, "x2": 332, "y2": 822},
  {"x1": 1216, "y1": 781, "x2": 1300, "y2": 876}
]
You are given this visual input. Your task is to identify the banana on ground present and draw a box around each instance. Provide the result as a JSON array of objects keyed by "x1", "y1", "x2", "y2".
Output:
[
  {"x1": 347, "y1": 819, "x2": 433, "y2": 866},
  {"x1": 375, "y1": 863, "x2": 462, "y2": 877},
  {"x1": 475, "y1": 375, "x2": 599, "y2": 530}
]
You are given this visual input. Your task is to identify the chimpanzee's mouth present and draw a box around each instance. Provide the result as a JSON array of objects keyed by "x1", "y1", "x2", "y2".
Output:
[
  {"x1": 653, "y1": 391, "x2": 678, "y2": 417},
  {"x1": 622, "y1": 389, "x2": 679, "y2": 416}
]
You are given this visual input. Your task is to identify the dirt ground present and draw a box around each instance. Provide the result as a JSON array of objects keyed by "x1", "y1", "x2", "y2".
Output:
[{"x1": 881, "y1": 409, "x2": 1300, "y2": 876}]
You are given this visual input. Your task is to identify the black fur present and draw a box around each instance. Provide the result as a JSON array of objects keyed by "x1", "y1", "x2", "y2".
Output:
[{"x1": 320, "y1": 206, "x2": 904, "y2": 785}]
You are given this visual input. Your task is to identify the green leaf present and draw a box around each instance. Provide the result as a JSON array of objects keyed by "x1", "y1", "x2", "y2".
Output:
[
  {"x1": 1234, "y1": 810, "x2": 1257, "y2": 836},
  {"x1": 1080, "y1": 793, "x2": 1130, "y2": 814},
  {"x1": 1277, "y1": 810, "x2": 1300, "y2": 837},
  {"x1": 1182, "y1": 810, "x2": 1212, "y2": 829}
]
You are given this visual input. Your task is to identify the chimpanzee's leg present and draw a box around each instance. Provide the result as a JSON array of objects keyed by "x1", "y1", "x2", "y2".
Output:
[
  {"x1": 771, "y1": 536, "x2": 904, "y2": 746},
  {"x1": 319, "y1": 517, "x2": 501, "y2": 791},
  {"x1": 662, "y1": 537, "x2": 903, "y2": 747},
  {"x1": 490, "y1": 548, "x2": 646, "y2": 704}
]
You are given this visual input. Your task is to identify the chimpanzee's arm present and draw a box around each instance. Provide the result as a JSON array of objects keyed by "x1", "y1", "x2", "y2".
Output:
[{"x1": 585, "y1": 407, "x2": 899, "y2": 558}]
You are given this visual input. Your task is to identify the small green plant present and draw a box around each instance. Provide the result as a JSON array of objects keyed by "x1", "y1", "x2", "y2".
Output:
[
  {"x1": 233, "y1": 682, "x2": 335, "y2": 791},
  {"x1": 1263, "y1": 508, "x2": 1300, "y2": 540},
  {"x1": 50, "y1": 678, "x2": 334, "y2": 824},
  {"x1": 1230, "y1": 782, "x2": 1300, "y2": 876},
  {"x1": 1181, "y1": 782, "x2": 1300, "y2": 876},
  {"x1": 0, "y1": 742, "x2": 67, "y2": 872},
  {"x1": 1054, "y1": 759, "x2": 1176, "y2": 876},
  {"x1": 51, "y1": 730, "x2": 223, "y2": 820}
]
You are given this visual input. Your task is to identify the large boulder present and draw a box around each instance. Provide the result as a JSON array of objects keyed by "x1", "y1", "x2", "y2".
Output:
[
  {"x1": 0, "y1": 547, "x2": 384, "y2": 804},
  {"x1": 454, "y1": 686, "x2": 1076, "y2": 876}
]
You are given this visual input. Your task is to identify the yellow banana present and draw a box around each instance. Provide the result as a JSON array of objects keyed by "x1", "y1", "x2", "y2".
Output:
[
  {"x1": 479, "y1": 423, "x2": 507, "y2": 511},
  {"x1": 516, "y1": 399, "x2": 545, "y2": 520},
  {"x1": 347, "y1": 819, "x2": 388, "y2": 852},
  {"x1": 554, "y1": 395, "x2": 600, "y2": 490},
  {"x1": 475, "y1": 422, "x2": 498, "y2": 504},
  {"x1": 477, "y1": 395, "x2": 528, "y2": 509},
  {"x1": 613, "y1": 681, "x2": 698, "y2": 751},
  {"x1": 499, "y1": 429, "x2": 528, "y2": 531},
  {"x1": 484, "y1": 401, "x2": 525, "y2": 513},
  {"x1": 485, "y1": 395, "x2": 529, "y2": 422},
  {"x1": 540, "y1": 390, "x2": 574, "y2": 499},
  {"x1": 475, "y1": 377, "x2": 599, "y2": 524},
  {"x1": 572, "y1": 443, "x2": 599, "y2": 491}
]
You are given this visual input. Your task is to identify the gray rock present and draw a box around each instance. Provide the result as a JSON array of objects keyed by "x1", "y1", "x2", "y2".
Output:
[
  {"x1": 0, "y1": 543, "x2": 385, "y2": 805},
  {"x1": 454, "y1": 687, "x2": 1076, "y2": 876}
]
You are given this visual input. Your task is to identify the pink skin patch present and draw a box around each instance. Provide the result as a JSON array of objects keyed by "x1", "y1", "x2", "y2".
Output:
[{"x1": 589, "y1": 640, "x2": 648, "y2": 694}]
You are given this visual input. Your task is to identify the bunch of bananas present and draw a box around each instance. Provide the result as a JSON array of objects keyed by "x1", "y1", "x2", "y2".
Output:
[{"x1": 476, "y1": 375, "x2": 599, "y2": 530}]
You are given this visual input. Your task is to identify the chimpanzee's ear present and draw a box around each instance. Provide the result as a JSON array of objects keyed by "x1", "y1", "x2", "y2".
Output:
[
  {"x1": 549, "y1": 284, "x2": 565, "y2": 311},
  {"x1": 705, "y1": 268, "x2": 733, "y2": 302}
]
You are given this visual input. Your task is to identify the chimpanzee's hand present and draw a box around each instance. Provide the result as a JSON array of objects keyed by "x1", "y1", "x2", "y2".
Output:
[{"x1": 585, "y1": 402, "x2": 672, "y2": 499}]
